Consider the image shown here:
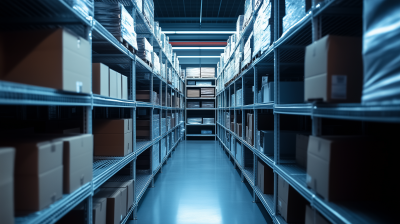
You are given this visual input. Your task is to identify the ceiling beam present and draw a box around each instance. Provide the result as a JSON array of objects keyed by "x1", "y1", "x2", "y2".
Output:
[{"x1": 155, "y1": 17, "x2": 238, "y2": 21}]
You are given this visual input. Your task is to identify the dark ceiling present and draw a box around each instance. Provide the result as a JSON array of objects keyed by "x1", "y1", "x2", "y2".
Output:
[{"x1": 154, "y1": 0, "x2": 245, "y2": 23}]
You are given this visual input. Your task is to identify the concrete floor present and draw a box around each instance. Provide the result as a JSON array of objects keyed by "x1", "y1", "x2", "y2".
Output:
[{"x1": 129, "y1": 140, "x2": 272, "y2": 224}]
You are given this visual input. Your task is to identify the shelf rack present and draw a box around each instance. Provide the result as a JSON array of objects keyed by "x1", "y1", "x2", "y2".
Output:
[
  {"x1": 215, "y1": 0, "x2": 399, "y2": 224},
  {"x1": 0, "y1": 0, "x2": 185, "y2": 223}
]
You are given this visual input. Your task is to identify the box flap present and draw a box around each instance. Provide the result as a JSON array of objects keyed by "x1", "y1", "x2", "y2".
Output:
[{"x1": 305, "y1": 35, "x2": 329, "y2": 78}]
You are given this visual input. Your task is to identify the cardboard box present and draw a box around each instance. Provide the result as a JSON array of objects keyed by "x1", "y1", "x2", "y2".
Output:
[
  {"x1": 60, "y1": 134, "x2": 93, "y2": 193},
  {"x1": 305, "y1": 205, "x2": 330, "y2": 224},
  {"x1": 94, "y1": 119, "x2": 132, "y2": 134},
  {"x1": 278, "y1": 175, "x2": 307, "y2": 223},
  {"x1": 109, "y1": 69, "x2": 118, "y2": 98},
  {"x1": 136, "y1": 90, "x2": 150, "y2": 102},
  {"x1": 0, "y1": 147, "x2": 15, "y2": 224},
  {"x1": 201, "y1": 88, "x2": 214, "y2": 95},
  {"x1": 257, "y1": 160, "x2": 274, "y2": 194},
  {"x1": 93, "y1": 63, "x2": 109, "y2": 97},
  {"x1": 296, "y1": 134, "x2": 309, "y2": 169},
  {"x1": 1, "y1": 137, "x2": 72, "y2": 211},
  {"x1": 116, "y1": 73, "x2": 122, "y2": 99},
  {"x1": 306, "y1": 136, "x2": 378, "y2": 201},
  {"x1": 101, "y1": 180, "x2": 134, "y2": 215},
  {"x1": 122, "y1": 75, "x2": 128, "y2": 100},
  {"x1": 0, "y1": 28, "x2": 91, "y2": 93},
  {"x1": 187, "y1": 89, "x2": 200, "y2": 98},
  {"x1": 94, "y1": 133, "x2": 132, "y2": 156},
  {"x1": 304, "y1": 35, "x2": 363, "y2": 102},
  {"x1": 236, "y1": 123, "x2": 242, "y2": 137},
  {"x1": 56, "y1": 197, "x2": 107, "y2": 224},
  {"x1": 94, "y1": 188, "x2": 127, "y2": 224}
]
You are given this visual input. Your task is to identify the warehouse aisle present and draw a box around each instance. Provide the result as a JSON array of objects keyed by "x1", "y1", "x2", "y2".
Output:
[{"x1": 131, "y1": 140, "x2": 271, "y2": 224}]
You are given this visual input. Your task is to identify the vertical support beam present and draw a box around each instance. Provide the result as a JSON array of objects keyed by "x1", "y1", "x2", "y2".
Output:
[{"x1": 84, "y1": 195, "x2": 93, "y2": 224}]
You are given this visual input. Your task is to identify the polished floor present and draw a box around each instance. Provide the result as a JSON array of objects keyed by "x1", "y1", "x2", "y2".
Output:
[{"x1": 130, "y1": 140, "x2": 272, "y2": 224}]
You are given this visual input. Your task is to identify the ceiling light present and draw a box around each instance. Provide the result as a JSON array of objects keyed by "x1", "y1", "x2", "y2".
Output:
[
  {"x1": 177, "y1": 56, "x2": 221, "y2": 58},
  {"x1": 163, "y1": 31, "x2": 236, "y2": 34},
  {"x1": 172, "y1": 47, "x2": 225, "y2": 50}
]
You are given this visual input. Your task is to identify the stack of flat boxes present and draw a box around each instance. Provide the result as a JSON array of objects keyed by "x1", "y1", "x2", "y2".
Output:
[
  {"x1": 201, "y1": 101, "x2": 214, "y2": 108},
  {"x1": 201, "y1": 88, "x2": 214, "y2": 98},
  {"x1": 136, "y1": 90, "x2": 158, "y2": 103},
  {"x1": 242, "y1": 35, "x2": 252, "y2": 69},
  {"x1": 187, "y1": 89, "x2": 200, "y2": 98},
  {"x1": 93, "y1": 63, "x2": 128, "y2": 100}
]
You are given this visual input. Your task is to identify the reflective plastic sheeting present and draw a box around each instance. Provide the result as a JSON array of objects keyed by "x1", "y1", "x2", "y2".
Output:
[{"x1": 362, "y1": 0, "x2": 400, "y2": 105}]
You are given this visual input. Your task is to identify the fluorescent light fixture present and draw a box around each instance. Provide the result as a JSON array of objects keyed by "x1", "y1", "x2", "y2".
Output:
[
  {"x1": 177, "y1": 56, "x2": 221, "y2": 58},
  {"x1": 163, "y1": 31, "x2": 236, "y2": 34},
  {"x1": 172, "y1": 47, "x2": 225, "y2": 50}
]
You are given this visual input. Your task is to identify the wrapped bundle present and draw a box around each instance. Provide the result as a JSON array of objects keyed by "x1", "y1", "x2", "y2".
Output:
[
  {"x1": 143, "y1": 0, "x2": 154, "y2": 30},
  {"x1": 137, "y1": 37, "x2": 153, "y2": 64},
  {"x1": 243, "y1": 0, "x2": 253, "y2": 28},
  {"x1": 66, "y1": 0, "x2": 93, "y2": 18},
  {"x1": 186, "y1": 67, "x2": 201, "y2": 78},
  {"x1": 237, "y1": 15, "x2": 244, "y2": 39},
  {"x1": 253, "y1": 0, "x2": 271, "y2": 57},
  {"x1": 234, "y1": 49, "x2": 242, "y2": 75},
  {"x1": 133, "y1": 0, "x2": 142, "y2": 13},
  {"x1": 282, "y1": 0, "x2": 310, "y2": 34},
  {"x1": 153, "y1": 52, "x2": 160, "y2": 75},
  {"x1": 242, "y1": 33, "x2": 252, "y2": 69},
  {"x1": 201, "y1": 67, "x2": 215, "y2": 78},
  {"x1": 94, "y1": 2, "x2": 138, "y2": 51}
]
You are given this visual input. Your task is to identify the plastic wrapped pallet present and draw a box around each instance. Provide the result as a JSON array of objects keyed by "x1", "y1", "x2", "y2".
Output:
[
  {"x1": 94, "y1": 2, "x2": 138, "y2": 51},
  {"x1": 133, "y1": 0, "x2": 142, "y2": 13},
  {"x1": 187, "y1": 101, "x2": 200, "y2": 108},
  {"x1": 161, "y1": 63, "x2": 165, "y2": 79},
  {"x1": 186, "y1": 67, "x2": 201, "y2": 78},
  {"x1": 153, "y1": 52, "x2": 160, "y2": 75},
  {"x1": 203, "y1": 118, "x2": 215, "y2": 124},
  {"x1": 362, "y1": 0, "x2": 400, "y2": 105},
  {"x1": 201, "y1": 101, "x2": 214, "y2": 108},
  {"x1": 137, "y1": 37, "x2": 153, "y2": 64},
  {"x1": 187, "y1": 118, "x2": 202, "y2": 124},
  {"x1": 201, "y1": 67, "x2": 215, "y2": 78},
  {"x1": 66, "y1": 0, "x2": 93, "y2": 18},
  {"x1": 143, "y1": 0, "x2": 154, "y2": 30},
  {"x1": 244, "y1": 0, "x2": 253, "y2": 28},
  {"x1": 253, "y1": 0, "x2": 271, "y2": 57},
  {"x1": 242, "y1": 34, "x2": 252, "y2": 69},
  {"x1": 282, "y1": 0, "x2": 311, "y2": 34},
  {"x1": 237, "y1": 15, "x2": 244, "y2": 38}
]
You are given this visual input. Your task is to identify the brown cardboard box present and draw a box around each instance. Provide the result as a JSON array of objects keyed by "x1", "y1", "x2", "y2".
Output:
[
  {"x1": 306, "y1": 136, "x2": 378, "y2": 202},
  {"x1": 94, "y1": 119, "x2": 132, "y2": 134},
  {"x1": 94, "y1": 188, "x2": 127, "y2": 224},
  {"x1": 59, "y1": 134, "x2": 93, "y2": 193},
  {"x1": 116, "y1": 73, "x2": 122, "y2": 99},
  {"x1": 55, "y1": 197, "x2": 107, "y2": 224},
  {"x1": 102, "y1": 180, "x2": 134, "y2": 215},
  {"x1": 122, "y1": 75, "x2": 128, "y2": 100},
  {"x1": 278, "y1": 175, "x2": 307, "y2": 223},
  {"x1": 109, "y1": 69, "x2": 118, "y2": 98},
  {"x1": 296, "y1": 134, "x2": 309, "y2": 169},
  {"x1": 231, "y1": 122, "x2": 235, "y2": 132},
  {"x1": 257, "y1": 160, "x2": 274, "y2": 194},
  {"x1": 93, "y1": 63, "x2": 109, "y2": 97},
  {"x1": 187, "y1": 89, "x2": 200, "y2": 98},
  {"x1": 305, "y1": 205, "x2": 330, "y2": 224},
  {"x1": 94, "y1": 132, "x2": 132, "y2": 156},
  {"x1": 0, "y1": 28, "x2": 91, "y2": 93},
  {"x1": 304, "y1": 35, "x2": 363, "y2": 102},
  {"x1": 136, "y1": 90, "x2": 150, "y2": 102},
  {"x1": 236, "y1": 123, "x2": 242, "y2": 137},
  {"x1": 0, "y1": 147, "x2": 15, "y2": 224}
]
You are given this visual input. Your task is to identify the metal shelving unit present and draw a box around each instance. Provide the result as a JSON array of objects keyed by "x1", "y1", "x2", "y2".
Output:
[
  {"x1": 185, "y1": 77, "x2": 217, "y2": 140},
  {"x1": 215, "y1": 0, "x2": 399, "y2": 224},
  {"x1": 0, "y1": 0, "x2": 185, "y2": 223}
]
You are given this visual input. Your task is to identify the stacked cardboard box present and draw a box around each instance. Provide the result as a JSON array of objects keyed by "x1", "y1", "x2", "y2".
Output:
[
  {"x1": 0, "y1": 147, "x2": 15, "y2": 224},
  {"x1": 257, "y1": 160, "x2": 274, "y2": 194},
  {"x1": 282, "y1": 0, "x2": 311, "y2": 34},
  {"x1": 94, "y1": 187, "x2": 126, "y2": 224},
  {"x1": 201, "y1": 67, "x2": 215, "y2": 78},
  {"x1": 245, "y1": 113, "x2": 253, "y2": 145},
  {"x1": 278, "y1": 176, "x2": 308, "y2": 223},
  {"x1": 304, "y1": 35, "x2": 362, "y2": 103},
  {"x1": 137, "y1": 37, "x2": 153, "y2": 64},
  {"x1": 186, "y1": 67, "x2": 201, "y2": 78},
  {"x1": 187, "y1": 89, "x2": 200, "y2": 98},
  {"x1": 136, "y1": 119, "x2": 150, "y2": 140},
  {"x1": 0, "y1": 29, "x2": 91, "y2": 93},
  {"x1": 101, "y1": 180, "x2": 134, "y2": 218},
  {"x1": 94, "y1": 119, "x2": 132, "y2": 156},
  {"x1": 201, "y1": 101, "x2": 214, "y2": 108},
  {"x1": 57, "y1": 198, "x2": 107, "y2": 224}
]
